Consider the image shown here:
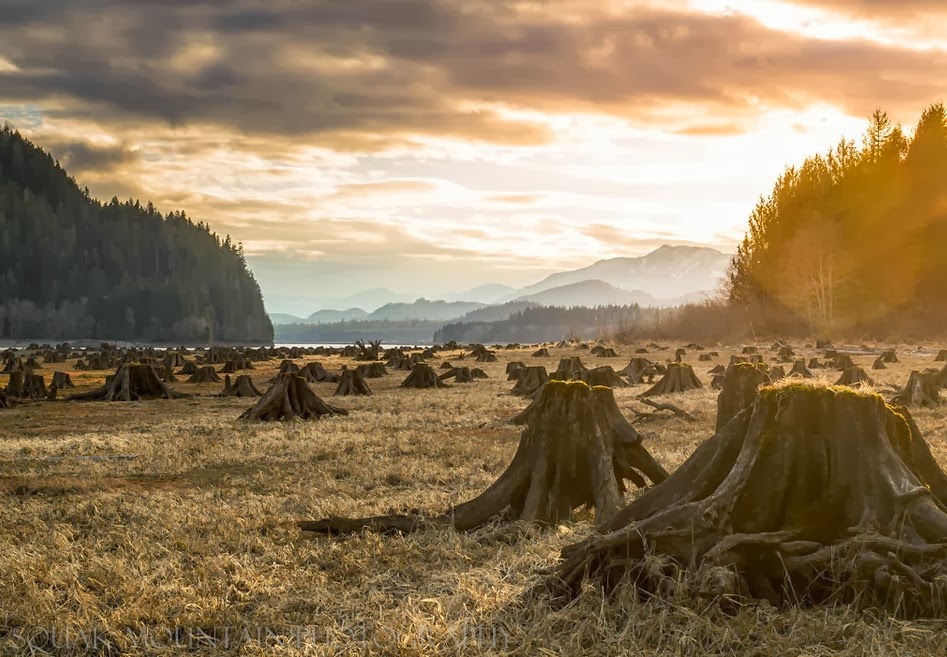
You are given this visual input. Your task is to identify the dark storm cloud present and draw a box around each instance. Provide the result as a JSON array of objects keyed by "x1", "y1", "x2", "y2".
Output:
[
  {"x1": 45, "y1": 140, "x2": 137, "y2": 173},
  {"x1": 0, "y1": 0, "x2": 945, "y2": 148}
]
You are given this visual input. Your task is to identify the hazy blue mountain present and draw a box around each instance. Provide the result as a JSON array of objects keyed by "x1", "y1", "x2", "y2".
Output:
[
  {"x1": 445, "y1": 283, "x2": 517, "y2": 304},
  {"x1": 269, "y1": 313, "x2": 308, "y2": 325},
  {"x1": 367, "y1": 299, "x2": 485, "y2": 321},
  {"x1": 306, "y1": 308, "x2": 369, "y2": 323}
]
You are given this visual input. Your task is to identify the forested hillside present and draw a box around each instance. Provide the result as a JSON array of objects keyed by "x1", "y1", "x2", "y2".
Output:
[
  {"x1": 727, "y1": 105, "x2": 947, "y2": 337},
  {"x1": 0, "y1": 127, "x2": 272, "y2": 342}
]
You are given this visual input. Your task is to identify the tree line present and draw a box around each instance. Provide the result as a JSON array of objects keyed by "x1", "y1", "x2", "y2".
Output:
[
  {"x1": 0, "y1": 126, "x2": 272, "y2": 342},
  {"x1": 726, "y1": 104, "x2": 947, "y2": 338}
]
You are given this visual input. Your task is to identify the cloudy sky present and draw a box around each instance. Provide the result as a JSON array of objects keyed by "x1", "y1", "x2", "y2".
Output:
[{"x1": 1, "y1": 0, "x2": 945, "y2": 313}]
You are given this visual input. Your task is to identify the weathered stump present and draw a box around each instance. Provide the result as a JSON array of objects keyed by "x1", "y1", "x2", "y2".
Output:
[
  {"x1": 177, "y1": 361, "x2": 199, "y2": 375},
  {"x1": 715, "y1": 363, "x2": 771, "y2": 432},
  {"x1": 836, "y1": 366, "x2": 874, "y2": 388},
  {"x1": 532, "y1": 348, "x2": 550, "y2": 358},
  {"x1": 640, "y1": 363, "x2": 702, "y2": 396},
  {"x1": 881, "y1": 349, "x2": 899, "y2": 364},
  {"x1": 239, "y1": 373, "x2": 347, "y2": 421},
  {"x1": 935, "y1": 350, "x2": 947, "y2": 363},
  {"x1": 219, "y1": 375, "x2": 263, "y2": 398},
  {"x1": 552, "y1": 357, "x2": 588, "y2": 382},
  {"x1": 439, "y1": 367, "x2": 474, "y2": 383},
  {"x1": 335, "y1": 368, "x2": 373, "y2": 396},
  {"x1": 300, "y1": 362, "x2": 340, "y2": 384},
  {"x1": 789, "y1": 360, "x2": 814, "y2": 378},
  {"x1": 356, "y1": 362, "x2": 388, "y2": 379},
  {"x1": 872, "y1": 356, "x2": 887, "y2": 370},
  {"x1": 511, "y1": 366, "x2": 549, "y2": 397},
  {"x1": 50, "y1": 371, "x2": 75, "y2": 389},
  {"x1": 69, "y1": 365, "x2": 185, "y2": 401},
  {"x1": 507, "y1": 361, "x2": 527, "y2": 381},
  {"x1": 584, "y1": 366, "x2": 627, "y2": 388},
  {"x1": 892, "y1": 370, "x2": 942, "y2": 408},
  {"x1": 187, "y1": 366, "x2": 221, "y2": 383},
  {"x1": 402, "y1": 363, "x2": 447, "y2": 389},
  {"x1": 546, "y1": 384, "x2": 947, "y2": 617},
  {"x1": 300, "y1": 382, "x2": 669, "y2": 535}
]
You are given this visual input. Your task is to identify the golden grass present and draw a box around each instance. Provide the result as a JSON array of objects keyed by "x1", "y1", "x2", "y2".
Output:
[{"x1": 1, "y1": 344, "x2": 946, "y2": 655}]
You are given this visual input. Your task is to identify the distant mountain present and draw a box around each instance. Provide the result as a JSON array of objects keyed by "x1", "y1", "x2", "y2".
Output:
[
  {"x1": 513, "y1": 280, "x2": 657, "y2": 308},
  {"x1": 307, "y1": 308, "x2": 369, "y2": 324},
  {"x1": 445, "y1": 283, "x2": 517, "y2": 304},
  {"x1": 324, "y1": 288, "x2": 412, "y2": 313},
  {"x1": 368, "y1": 299, "x2": 485, "y2": 322},
  {"x1": 269, "y1": 313, "x2": 307, "y2": 325},
  {"x1": 508, "y1": 245, "x2": 730, "y2": 301}
]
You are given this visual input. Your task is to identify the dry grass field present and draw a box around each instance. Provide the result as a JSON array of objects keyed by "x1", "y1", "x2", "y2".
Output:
[{"x1": 1, "y1": 344, "x2": 947, "y2": 655}]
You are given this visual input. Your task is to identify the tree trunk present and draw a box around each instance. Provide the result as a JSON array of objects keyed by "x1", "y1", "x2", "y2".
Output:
[
  {"x1": 300, "y1": 381, "x2": 669, "y2": 536},
  {"x1": 545, "y1": 385, "x2": 947, "y2": 617}
]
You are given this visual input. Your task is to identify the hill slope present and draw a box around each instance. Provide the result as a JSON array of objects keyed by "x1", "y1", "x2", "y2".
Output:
[
  {"x1": 510, "y1": 245, "x2": 730, "y2": 300},
  {"x1": 512, "y1": 280, "x2": 656, "y2": 308},
  {"x1": 0, "y1": 127, "x2": 272, "y2": 342}
]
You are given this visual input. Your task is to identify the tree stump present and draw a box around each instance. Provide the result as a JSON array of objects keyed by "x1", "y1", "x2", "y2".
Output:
[
  {"x1": 674, "y1": 348, "x2": 686, "y2": 363},
  {"x1": 335, "y1": 368, "x2": 373, "y2": 396},
  {"x1": 881, "y1": 349, "x2": 899, "y2": 364},
  {"x1": 599, "y1": 348, "x2": 618, "y2": 358},
  {"x1": 356, "y1": 362, "x2": 388, "y2": 379},
  {"x1": 532, "y1": 348, "x2": 550, "y2": 358},
  {"x1": 808, "y1": 358, "x2": 823, "y2": 370},
  {"x1": 832, "y1": 354, "x2": 856, "y2": 370},
  {"x1": 177, "y1": 361, "x2": 199, "y2": 375},
  {"x1": 440, "y1": 361, "x2": 454, "y2": 370},
  {"x1": 715, "y1": 363, "x2": 770, "y2": 432},
  {"x1": 239, "y1": 373, "x2": 347, "y2": 421},
  {"x1": 50, "y1": 371, "x2": 75, "y2": 389},
  {"x1": 789, "y1": 360, "x2": 814, "y2": 378},
  {"x1": 768, "y1": 365, "x2": 786, "y2": 381},
  {"x1": 584, "y1": 366, "x2": 627, "y2": 388},
  {"x1": 187, "y1": 366, "x2": 221, "y2": 383},
  {"x1": 935, "y1": 350, "x2": 947, "y2": 363},
  {"x1": 1, "y1": 357, "x2": 23, "y2": 374},
  {"x1": 301, "y1": 382, "x2": 669, "y2": 535},
  {"x1": 470, "y1": 368, "x2": 489, "y2": 379},
  {"x1": 741, "y1": 346, "x2": 758, "y2": 355},
  {"x1": 552, "y1": 357, "x2": 588, "y2": 382},
  {"x1": 777, "y1": 346, "x2": 794, "y2": 362},
  {"x1": 300, "y1": 362, "x2": 340, "y2": 384},
  {"x1": 219, "y1": 374, "x2": 263, "y2": 397},
  {"x1": 892, "y1": 370, "x2": 943, "y2": 408},
  {"x1": 708, "y1": 364, "x2": 726, "y2": 375},
  {"x1": 401, "y1": 363, "x2": 447, "y2": 389},
  {"x1": 355, "y1": 339, "x2": 383, "y2": 361},
  {"x1": 507, "y1": 362, "x2": 527, "y2": 380},
  {"x1": 546, "y1": 384, "x2": 947, "y2": 617},
  {"x1": 836, "y1": 366, "x2": 874, "y2": 388},
  {"x1": 511, "y1": 366, "x2": 549, "y2": 397},
  {"x1": 439, "y1": 367, "x2": 474, "y2": 383},
  {"x1": 279, "y1": 360, "x2": 300, "y2": 375},
  {"x1": 640, "y1": 363, "x2": 702, "y2": 397},
  {"x1": 69, "y1": 365, "x2": 185, "y2": 401},
  {"x1": 872, "y1": 356, "x2": 887, "y2": 370},
  {"x1": 698, "y1": 354, "x2": 713, "y2": 362}
]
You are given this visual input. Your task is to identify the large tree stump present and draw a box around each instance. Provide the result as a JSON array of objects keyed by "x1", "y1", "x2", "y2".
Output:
[
  {"x1": 187, "y1": 366, "x2": 221, "y2": 383},
  {"x1": 836, "y1": 366, "x2": 874, "y2": 388},
  {"x1": 892, "y1": 370, "x2": 943, "y2": 408},
  {"x1": 356, "y1": 362, "x2": 388, "y2": 379},
  {"x1": 532, "y1": 348, "x2": 550, "y2": 358},
  {"x1": 511, "y1": 366, "x2": 549, "y2": 397},
  {"x1": 506, "y1": 361, "x2": 526, "y2": 381},
  {"x1": 439, "y1": 367, "x2": 474, "y2": 383},
  {"x1": 640, "y1": 363, "x2": 702, "y2": 397},
  {"x1": 239, "y1": 373, "x2": 347, "y2": 421},
  {"x1": 881, "y1": 349, "x2": 899, "y2": 364},
  {"x1": 789, "y1": 360, "x2": 814, "y2": 378},
  {"x1": 355, "y1": 339, "x2": 383, "y2": 361},
  {"x1": 584, "y1": 366, "x2": 627, "y2": 388},
  {"x1": 334, "y1": 368, "x2": 373, "y2": 396},
  {"x1": 715, "y1": 363, "x2": 771, "y2": 432},
  {"x1": 935, "y1": 350, "x2": 947, "y2": 362},
  {"x1": 546, "y1": 384, "x2": 947, "y2": 617},
  {"x1": 552, "y1": 357, "x2": 588, "y2": 382},
  {"x1": 177, "y1": 361, "x2": 199, "y2": 375},
  {"x1": 69, "y1": 365, "x2": 185, "y2": 401},
  {"x1": 5, "y1": 371, "x2": 46, "y2": 399},
  {"x1": 401, "y1": 363, "x2": 447, "y2": 389},
  {"x1": 50, "y1": 371, "x2": 75, "y2": 389},
  {"x1": 300, "y1": 362, "x2": 340, "y2": 384},
  {"x1": 219, "y1": 374, "x2": 263, "y2": 398},
  {"x1": 872, "y1": 356, "x2": 887, "y2": 370},
  {"x1": 300, "y1": 382, "x2": 669, "y2": 535}
]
